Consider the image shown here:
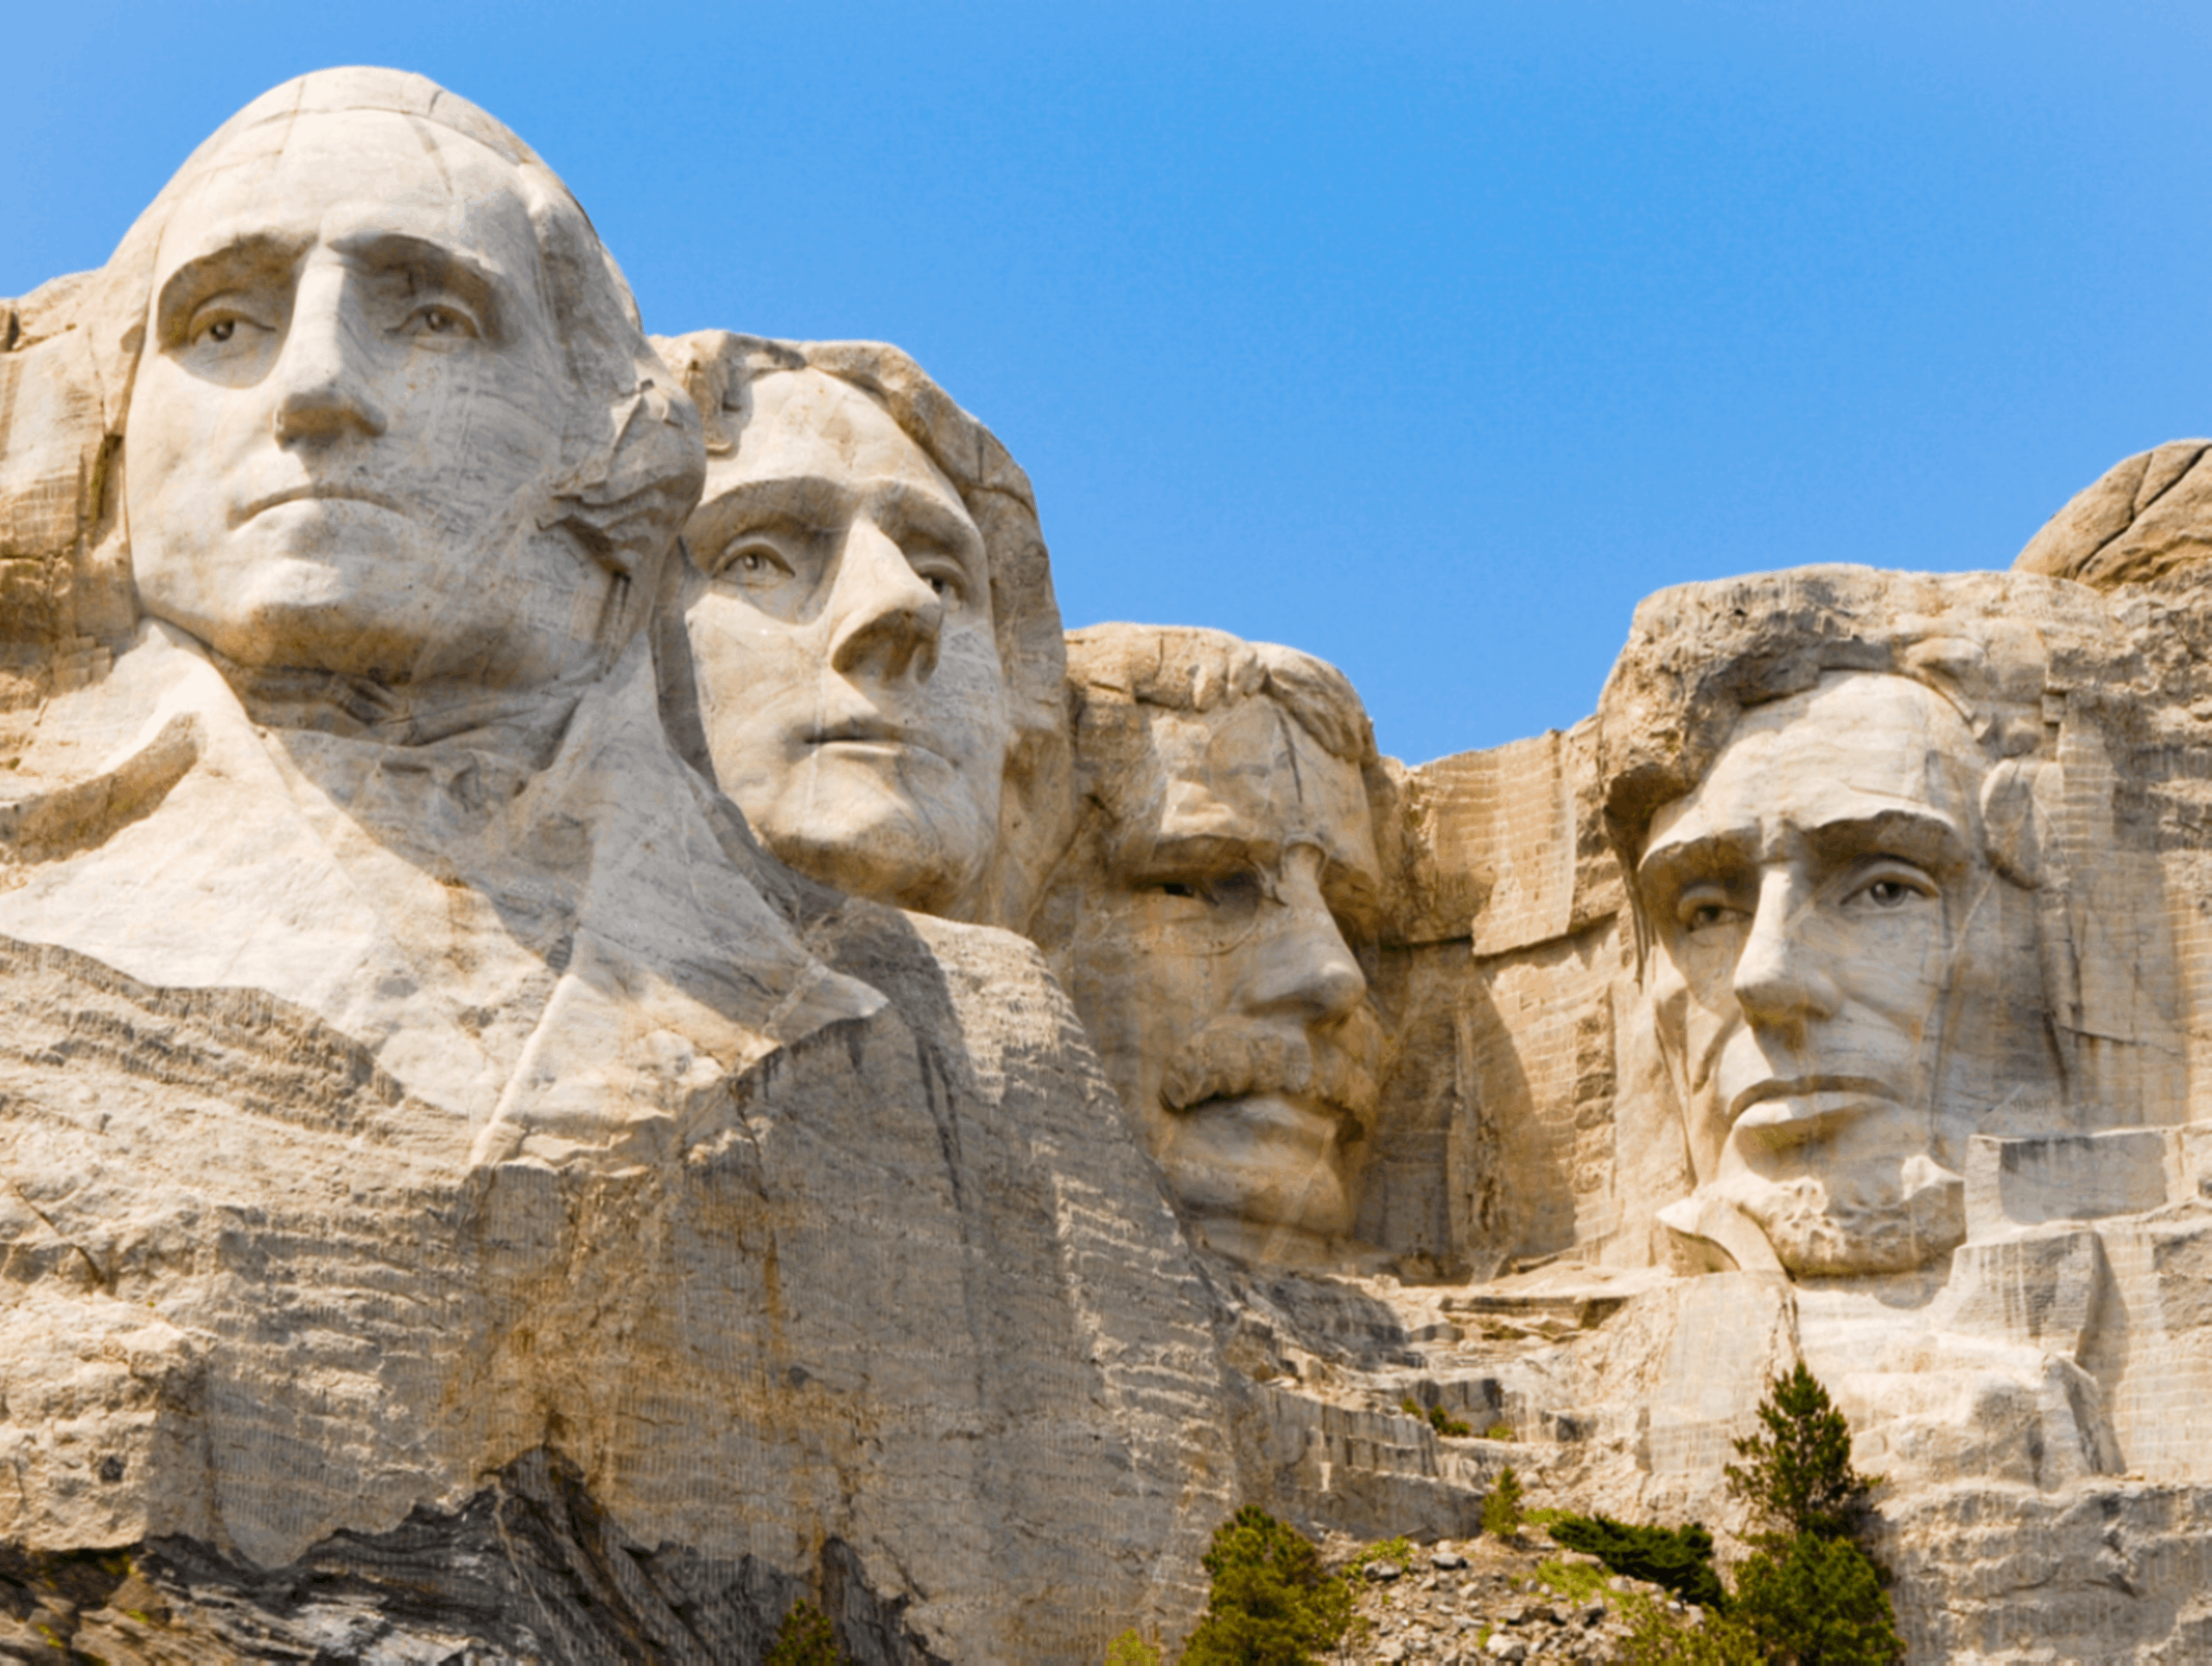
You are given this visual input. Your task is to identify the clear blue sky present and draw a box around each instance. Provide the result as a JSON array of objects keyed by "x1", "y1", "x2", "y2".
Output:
[{"x1": 8, "y1": 3, "x2": 2209, "y2": 763}]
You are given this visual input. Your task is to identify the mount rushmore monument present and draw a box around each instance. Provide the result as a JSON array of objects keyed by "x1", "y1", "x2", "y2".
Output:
[{"x1": 4, "y1": 66, "x2": 2212, "y2": 1662}]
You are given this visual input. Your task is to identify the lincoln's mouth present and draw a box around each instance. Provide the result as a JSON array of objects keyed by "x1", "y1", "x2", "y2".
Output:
[
  {"x1": 1171, "y1": 1090, "x2": 1357, "y2": 1144},
  {"x1": 1726, "y1": 1076, "x2": 1897, "y2": 1144},
  {"x1": 237, "y1": 484, "x2": 407, "y2": 525}
]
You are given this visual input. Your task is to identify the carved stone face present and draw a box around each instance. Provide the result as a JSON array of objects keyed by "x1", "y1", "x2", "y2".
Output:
[
  {"x1": 127, "y1": 110, "x2": 606, "y2": 689},
  {"x1": 1068, "y1": 695, "x2": 1382, "y2": 1261},
  {"x1": 1637, "y1": 671, "x2": 2044, "y2": 1275},
  {"x1": 682, "y1": 368, "x2": 1012, "y2": 913}
]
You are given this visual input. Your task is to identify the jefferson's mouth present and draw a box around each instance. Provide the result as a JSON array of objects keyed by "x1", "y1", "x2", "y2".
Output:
[
  {"x1": 808, "y1": 719, "x2": 947, "y2": 762},
  {"x1": 237, "y1": 484, "x2": 407, "y2": 525}
]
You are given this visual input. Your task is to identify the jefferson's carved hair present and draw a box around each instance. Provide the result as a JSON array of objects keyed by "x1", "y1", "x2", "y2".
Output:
[{"x1": 652, "y1": 329, "x2": 1072, "y2": 929}]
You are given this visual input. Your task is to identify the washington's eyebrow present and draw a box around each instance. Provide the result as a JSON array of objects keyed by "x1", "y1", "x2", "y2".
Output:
[
  {"x1": 330, "y1": 232, "x2": 508, "y2": 337},
  {"x1": 153, "y1": 232, "x2": 307, "y2": 344}
]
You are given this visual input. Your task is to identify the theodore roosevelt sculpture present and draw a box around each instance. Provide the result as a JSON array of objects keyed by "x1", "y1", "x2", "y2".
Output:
[
  {"x1": 1041, "y1": 624, "x2": 1386, "y2": 1264},
  {"x1": 652, "y1": 330, "x2": 1069, "y2": 926}
]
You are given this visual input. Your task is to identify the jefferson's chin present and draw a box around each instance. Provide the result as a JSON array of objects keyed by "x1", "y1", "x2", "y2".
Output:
[
  {"x1": 1713, "y1": 1154, "x2": 1965, "y2": 1277},
  {"x1": 766, "y1": 766, "x2": 993, "y2": 911},
  {"x1": 1160, "y1": 1093, "x2": 1356, "y2": 1242}
]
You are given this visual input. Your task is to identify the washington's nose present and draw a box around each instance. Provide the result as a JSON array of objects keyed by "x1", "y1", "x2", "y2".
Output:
[
  {"x1": 1732, "y1": 866, "x2": 1840, "y2": 1031},
  {"x1": 826, "y1": 518, "x2": 943, "y2": 683},
  {"x1": 1240, "y1": 857, "x2": 1368, "y2": 1027},
  {"x1": 270, "y1": 268, "x2": 388, "y2": 444}
]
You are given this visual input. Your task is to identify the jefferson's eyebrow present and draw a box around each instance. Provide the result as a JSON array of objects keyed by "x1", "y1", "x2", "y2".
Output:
[
  {"x1": 693, "y1": 474, "x2": 861, "y2": 536},
  {"x1": 869, "y1": 480, "x2": 986, "y2": 571},
  {"x1": 329, "y1": 231, "x2": 508, "y2": 338},
  {"x1": 152, "y1": 231, "x2": 306, "y2": 345}
]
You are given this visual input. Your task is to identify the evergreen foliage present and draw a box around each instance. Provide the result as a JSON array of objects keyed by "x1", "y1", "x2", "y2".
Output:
[
  {"x1": 1724, "y1": 1362, "x2": 1882, "y2": 1543},
  {"x1": 1180, "y1": 1506, "x2": 1355, "y2": 1666},
  {"x1": 1546, "y1": 1513, "x2": 1726, "y2": 1610},
  {"x1": 1480, "y1": 1466, "x2": 1525, "y2": 1539},
  {"x1": 1732, "y1": 1533, "x2": 1905, "y2": 1664},
  {"x1": 1103, "y1": 1628, "x2": 1164, "y2": 1665},
  {"x1": 764, "y1": 1599, "x2": 842, "y2": 1665}
]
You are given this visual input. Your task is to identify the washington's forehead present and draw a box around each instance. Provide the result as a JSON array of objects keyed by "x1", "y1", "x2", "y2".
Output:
[{"x1": 156, "y1": 111, "x2": 536, "y2": 264}]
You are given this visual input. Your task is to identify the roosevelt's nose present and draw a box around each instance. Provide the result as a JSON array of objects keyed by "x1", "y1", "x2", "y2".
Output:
[
  {"x1": 270, "y1": 264, "x2": 388, "y2": 444},
  {"x1": 1731, "y1": 865, "x2": 1841, "y2": 1033},
  {"x1": 1238, "y1": 852, "x2": 1368, "y2": 1027},
  {"x1": 826, "y1": 518, "x2": 943, "y2": 683}
]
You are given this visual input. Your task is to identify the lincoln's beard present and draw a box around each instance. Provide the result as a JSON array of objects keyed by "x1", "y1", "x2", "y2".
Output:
[{"x1": 1709, "y1": 1154, "x2": 1965, "y2": 1277}]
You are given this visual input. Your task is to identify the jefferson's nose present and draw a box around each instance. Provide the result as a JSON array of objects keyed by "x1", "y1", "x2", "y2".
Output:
[
  {"x1": 270, "y1": 265, "x2": 388, "y2": 443},
  {"x1": 1732, "y1": 866, "x2": 1840, "y2": 1033},
  {"x1": 826, "y1": 518, "x2": 943, "y2": 683},
  {"x1": 1239, "y1": 854, "x2": 1367, "y2": 1027}
]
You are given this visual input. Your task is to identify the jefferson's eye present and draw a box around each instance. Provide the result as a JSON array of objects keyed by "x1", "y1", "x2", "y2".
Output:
[
  {"x1": 716, "y1": 541, "x2": 793, "y2": 588},
  {"x1": 1674, "y1": 884, "x2": 1740, "y2": 934}
]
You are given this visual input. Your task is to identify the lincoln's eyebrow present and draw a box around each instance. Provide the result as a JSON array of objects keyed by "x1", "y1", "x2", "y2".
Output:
[
  {"x1": 1129, "y1": 830, "x2": 1271, "y2": 883},
  {"x1": 1807, "y1": 808, "x2": 1968, "y2": 872},
  {"x1": 329, "y1": 231, "x2": 509, "y2": 338},
  {"x1": 152, "y1": 231, "x2": 305, "y2": 345},
  {"x1": 1637, "y1": 825, "x2": 1756, "y2": 897}
]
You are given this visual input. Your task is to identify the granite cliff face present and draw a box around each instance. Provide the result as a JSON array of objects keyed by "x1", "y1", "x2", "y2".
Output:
[{"x1": 8, "y1": 61, "x2": 2212, "y2": 1666}]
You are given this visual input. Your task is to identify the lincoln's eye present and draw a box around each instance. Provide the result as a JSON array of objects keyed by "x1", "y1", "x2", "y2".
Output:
[{"x1": 1866, "y1": 879, "x2": 1911, "y2": 906}]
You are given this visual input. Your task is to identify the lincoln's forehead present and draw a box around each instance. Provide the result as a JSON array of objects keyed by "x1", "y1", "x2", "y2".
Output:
[{"x1": 1647, "y1": 671, "x2": 1980, "y2": 857}]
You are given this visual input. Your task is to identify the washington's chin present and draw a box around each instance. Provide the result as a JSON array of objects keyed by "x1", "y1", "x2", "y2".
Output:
[{"x1": 1155, "y1": 1092, "x2": 1357, "y2": 1243}]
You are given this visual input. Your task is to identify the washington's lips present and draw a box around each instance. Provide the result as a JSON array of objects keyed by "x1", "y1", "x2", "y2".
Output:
[
  {"x1": 236, "y1": 483, "x2": 407, "y2": 525},
  {"x1": 1726, "y1": 1075, "x2": 1895, "y2": 1138}
]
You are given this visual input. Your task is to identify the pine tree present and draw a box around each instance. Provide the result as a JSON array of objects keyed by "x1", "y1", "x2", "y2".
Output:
[
  {"x1": 1731, "y1": 1533, "x2": 1904, "y2": 1665},
  {"x1": 764, "y1": 1599, "x2": 842, "y2": 1666},
  {"x1": 1480, "y1": 1465, "x2": 1524, "y2": 1539},
  {"x1": 1181, "y1": 1506, "x2": 1354, "y2": 1666},
  {"x1": 1724, "y1": 1362, "x2": 1882, "y2": 1544}
]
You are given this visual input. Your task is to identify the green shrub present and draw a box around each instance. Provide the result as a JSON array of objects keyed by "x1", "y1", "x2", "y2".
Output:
[
  {"x1": 764, "y1": 1599, "x2": 842, "y2": 1665},
  {"x1": 1546, "y1": 1513, "x2": 1725, "y2": 1610},
  {"x1": 1615, "y1": 1599, "x2": 1763, "y2": 1664},
  {"x1": 1480, "y1": 1465, "x2": 1524, "y2": 1539},
  {"x1": 1484, "y1": 1421, "x2": 1516, "y2": 1440},
  {"x1": 1182, "y1": 1506, "x2": 1354, "y2": 1666},
  {"x1": 1350, "y1": 1535, "x2": 1411, "y2": 1574},
  {"x1": 1732, "y1": 1533, "x2": 1904, "y2": 1664},
  {"x1": 1531, "y1": 1555, "x2": 1608, "y2": 1603},
  {"x1": 1400, "y1": 1396, "x2": 1472, "y2": 1439},
  {"x1": 1103, "y1": 1629, "x2": 1164, "y2": 1665},
  {"x1": 1724, "y1": 1362, "x2": 1883, "y2": 1545}
]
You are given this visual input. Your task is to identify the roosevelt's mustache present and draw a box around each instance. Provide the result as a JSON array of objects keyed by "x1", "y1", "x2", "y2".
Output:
[{"x1": 1158, "y1": 1009, "x2": 1381, "y2": 1126}]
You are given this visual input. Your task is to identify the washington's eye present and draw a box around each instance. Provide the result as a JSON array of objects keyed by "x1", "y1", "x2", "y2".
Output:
[
  {"x1": 405, "y1": 302, "x2": 480, "y2": 340},
  {"x1": 207, "y1": 319, "x2": 236, "y2": 343}
]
